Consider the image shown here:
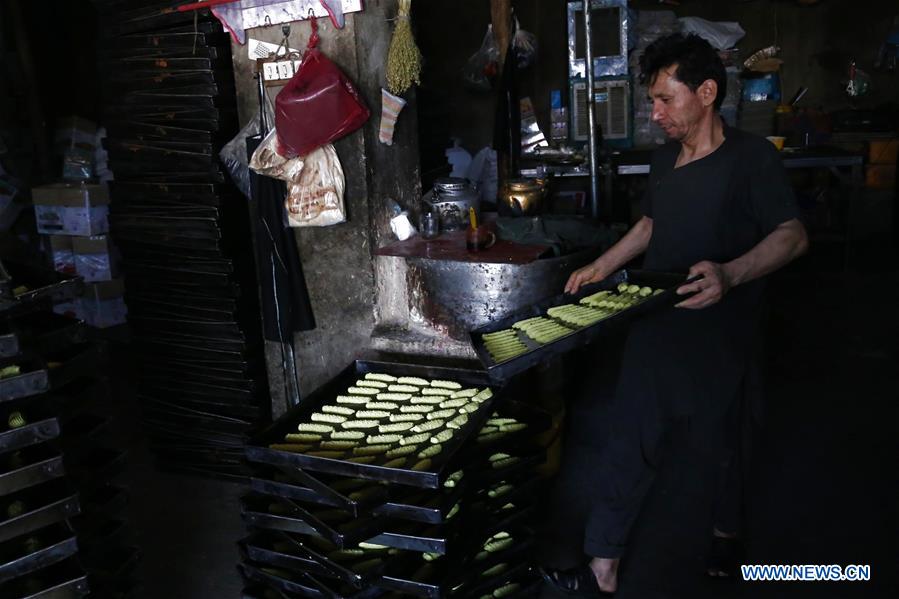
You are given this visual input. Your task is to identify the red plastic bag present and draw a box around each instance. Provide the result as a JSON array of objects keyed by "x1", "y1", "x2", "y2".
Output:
[{"x1": 275, "y1": 19, "x2": 370, "y2": 158}]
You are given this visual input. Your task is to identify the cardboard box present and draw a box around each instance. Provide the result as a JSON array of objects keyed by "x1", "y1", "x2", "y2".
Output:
[
  {"x1": 33, "y1": 183, "x2": 109, "y2": 236},
  {"x1": 81, "y1": 279, "x2": 127, "y2": 328},
  {"x1": 44, "y1": 234, "x2": 77, "y2": 275},
  {"x1": 72, "y1": 235, "x2": 118, "y2": 282},
  {"x1": 868, "y1": 139, "x2": 899, "y2": 165}
]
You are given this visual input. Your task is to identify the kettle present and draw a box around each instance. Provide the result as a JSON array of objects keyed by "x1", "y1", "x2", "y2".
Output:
[{"x1": 498, "y1": 178, "x2": 547, "y2": 217}]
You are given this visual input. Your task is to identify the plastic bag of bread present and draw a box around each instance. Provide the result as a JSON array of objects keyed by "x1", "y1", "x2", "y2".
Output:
[{"x1": 284, "y1": 144, "x2": 346, "y2": 227}]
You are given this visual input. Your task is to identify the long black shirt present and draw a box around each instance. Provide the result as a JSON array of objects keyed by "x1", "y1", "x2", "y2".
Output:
[{"x1": 619, "y1": 126, "x2": 799, "y2": 421}]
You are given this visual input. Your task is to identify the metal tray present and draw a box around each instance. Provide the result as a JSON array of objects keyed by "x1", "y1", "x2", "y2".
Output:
[
  {"x1": 241, "y1": 530, "x2": 391, "y2": 590},
  {"x1": 0, "y1": 522, "x2": 79, "y2": 584},
  {"x1": 241, "y1": 493, "x2": 534, "y2": 556},
  {"x1": 46, "y1": 344, "x2": 106, "y2": 391},
  {"x1": 0, "y1": 480, "x2": 80, "y2": 544},
  {"x1": 242, "y1": 494, "x2": 387, "y2": 550},
  {"x1": 377, "y1": 532, "x2": 535, "y2": 599},
  {"x1": 239, "y1": 561, "x2": 384, "y2": 599},
  {"x1": 0, "y1": 558, "x2": 89, "y2": 599},
  {"x1": 0, "y1": 445, "x2": 65, "y2": 497},
  {"x1": 0, "y1": 416, "x2": 60, "y2": 454},
  {"x1": 72, "y1": 485, "x2": 127, "y2": 522},
  {"x1": 0, "y1": 359, "x2": 49, "y2": 404},
  {"x1": 62, "y1": 447, "x2": 127, "y2": 493},
  {"x1": 9, "y1": 312, "x2": 86, "y2": 357},
  {"x1": 0, "y1": 262, "x2": 82, "y2": 319},
  {"x1": 0, "y1": 330, "x2": 19, "y2": 359},
  {"x1": 247, "y1": 361, "x2": 503, "y2": 490},
  {"x1": 470, "y1": 269, "x2": 693, "y2": 382},
  {"x1": 249, "y1": 469, "x2": 388, "y2": 519}
]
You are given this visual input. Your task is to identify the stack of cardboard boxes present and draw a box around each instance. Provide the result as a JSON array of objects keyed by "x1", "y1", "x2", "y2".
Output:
[{"x1": 33, "y1": 182, "x2": 127, "y2": 328}]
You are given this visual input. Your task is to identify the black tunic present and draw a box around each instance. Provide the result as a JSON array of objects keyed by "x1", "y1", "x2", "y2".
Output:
[{"x1": 624, "y1": 126, "x2": 799, "y2": 423}]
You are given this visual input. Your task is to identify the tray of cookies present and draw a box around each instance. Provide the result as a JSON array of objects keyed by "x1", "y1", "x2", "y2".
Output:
[{"x1": 246, "y1": 361, "x2": 504, "y2": 490}]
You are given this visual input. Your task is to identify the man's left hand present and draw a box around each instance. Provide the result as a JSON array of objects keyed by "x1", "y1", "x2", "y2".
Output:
[{"x1": 675, "y1": 261, "x2": 732, "y2": 309}]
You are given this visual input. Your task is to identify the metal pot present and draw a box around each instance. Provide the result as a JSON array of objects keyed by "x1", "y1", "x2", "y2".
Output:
[
  {"x1": 499, "y1": 178, "x2": 546, "y2": 217},
  {"x1": 422, "y1": 177, "x2": 480, "y2": 231}
]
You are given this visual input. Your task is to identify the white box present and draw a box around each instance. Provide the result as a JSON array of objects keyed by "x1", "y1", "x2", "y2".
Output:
[
  {"x1": 44, "y1": 234, "x2": 77, "y2": 275},
  {"x1": 33, "y1": 183, "x2": 109, "y2": 236},
  {"x1": 73, "y1": 235, "x2": 118, "y2": 282},
  {"x1": 81, "y1": 279, "x2": 127, "y2": 328}
]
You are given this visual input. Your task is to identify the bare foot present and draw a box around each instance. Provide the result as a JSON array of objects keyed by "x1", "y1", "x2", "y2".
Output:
[{"x1": 589, "y1": 557, "x2": 619, "y2": 593}]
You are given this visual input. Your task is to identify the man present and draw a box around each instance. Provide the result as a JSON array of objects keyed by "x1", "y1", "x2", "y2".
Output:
[{"x1": 542, "y1": 33, "x2": 808, "y2": 596}]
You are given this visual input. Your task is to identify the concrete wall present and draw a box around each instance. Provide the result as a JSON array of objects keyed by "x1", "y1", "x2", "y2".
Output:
[{"x1": 230, "y1": 1, "x2": 420, "y2": 415}]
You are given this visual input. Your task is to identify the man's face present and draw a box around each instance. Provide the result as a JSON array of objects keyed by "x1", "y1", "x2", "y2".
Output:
[{"x1": 648, "y1": 65, "x2": 710, "y2": 141}]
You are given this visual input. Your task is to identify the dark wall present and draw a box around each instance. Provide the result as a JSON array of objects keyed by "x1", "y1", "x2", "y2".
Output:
[{"x1": 415, "y1": 0, "x2": 899, "y2": 155}]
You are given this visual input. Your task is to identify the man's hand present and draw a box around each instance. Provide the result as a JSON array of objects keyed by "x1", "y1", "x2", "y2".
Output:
[
  {"x1": 675, "y1": 261, "x2": 732, "y2": 309},
  {"x1": 564, "y1": 261, "x2": 606, "y2": 295}
]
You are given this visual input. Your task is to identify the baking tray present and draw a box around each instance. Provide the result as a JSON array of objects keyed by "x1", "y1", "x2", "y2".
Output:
[
  {"x1": 0, "y1": 415, "x2": 60, "y2": 454},
  {"x1": 241, "y1": 530, "x2": 392, "y2": 590},
  {"x1": 377, "y1": 530, "x2": 535, "y2": 598},
  {"x1": 0, "y1": 557, "x2": 89, "y2": 599},
  {"x1": 239, "y1": 561, "x2": 384, "y2": 599},
  {"x1": 0, "y1": 261, "x2": 83, "y2": 319},
  {"x1": 0, "y1": 328, "x2": 19, "y2": 359},
  {"x1": 0, "y1": 522, "x2": 79, "y2": 584},
  {"x1": 470, "y1": 269, "x2": 695, "y2": 382},
  {"x1": 46, "y1": 344, "x2": 106, "y2": 391},
  {"x1": 61, "y1": 447, "x2": 127, "y2": 493},
  {"x1": 0, "y1": 480, "x2": 80, "y2": 544},
  {"x1": 0, "y1": 357, "x2": 49, "y2": 404},
  {"x1": 242, "y1": 493, "x2": 387, "y2": 549},
  {"x1": 0, "y1": 445, "x2": 66, "y2": 497},
  {"x1": 9, "y1": 312, "x2": 86, "y2": 357},
  {"x1": 247, "y1": 360, "x2": 503, "y2": 490},
  {"x1": 242, "y1": 492, "x2": 534, "y2": 556}
]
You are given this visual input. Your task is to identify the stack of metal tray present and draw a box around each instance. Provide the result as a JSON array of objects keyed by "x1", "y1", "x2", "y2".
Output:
[
  {"x1": 470, "y1": 269, "x2": 694, "y2": 382},
  {"x1": 239, "y1": 360, "x2": 546, "y2": 598},
  {"x1": 93, "y1": 0, "x2": 268, "y2": 479},
  {"x1": 0, "y1": 245, "x2": 139, "y2": 598}
]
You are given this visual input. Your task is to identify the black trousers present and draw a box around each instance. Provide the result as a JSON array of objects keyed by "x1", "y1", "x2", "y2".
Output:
[{"x1": 582, "y1": 352, "x2": 761, "y2": 558}]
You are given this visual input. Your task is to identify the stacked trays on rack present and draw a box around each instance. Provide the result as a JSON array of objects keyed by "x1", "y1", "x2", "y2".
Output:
[
  {"x1": 93, "y1": 0, "x2": 269, "y2": 479},
  {"x1": 0, "y1": 257, "x2": 137, "y2": 598},
  {"x1": 240, "y1": 361, "x2": 548, "y2": 598}
]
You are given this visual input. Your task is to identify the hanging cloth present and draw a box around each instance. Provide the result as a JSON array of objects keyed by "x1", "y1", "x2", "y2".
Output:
[{"x1": 246, "y1": 134, "x2": 316, "y2": 341}]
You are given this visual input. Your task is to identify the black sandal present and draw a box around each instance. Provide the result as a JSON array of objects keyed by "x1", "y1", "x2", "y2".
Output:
[
  {"x1": 706, "y1": 536, "x2": 744, "y2": 578},
  {"x1": 540, "y1": 564, "x2": 615, "y2": 597}
]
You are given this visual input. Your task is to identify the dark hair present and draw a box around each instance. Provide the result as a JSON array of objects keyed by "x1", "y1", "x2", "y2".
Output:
[{"x1": 639, "y1": 33, "x2": 727, "y2": 111}]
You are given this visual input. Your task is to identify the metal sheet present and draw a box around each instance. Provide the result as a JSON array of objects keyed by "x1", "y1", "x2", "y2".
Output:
[
  {"x1": 0, "y1": 523, "x2": 78, "y2": 584},
  {"x1": 470, "y1": 269, "x2": 694, "y2": 382},
  {"x1": 247, "y1": 361, "x2": 502, "y2": 489}
]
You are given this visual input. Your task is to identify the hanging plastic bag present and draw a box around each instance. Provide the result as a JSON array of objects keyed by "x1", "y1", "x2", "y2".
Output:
[
  {"x1": 512, "y1": 17, "x2": 537, "y2": 70},
  {"x1": 221, "y1": 99, "x2": 275, "y2": 199},
  {"x1": 463, "y1": 25, "x2": 500, "y2": 92},
  {"x1": 275, "y1": 17, "x2": 370, "y2": 158},
  {"x1": 285, "y1": 144, "x2": 346, "y2": 227},
  {"x1": 249, "y1": 127, "x2": 306, "y2": 183}
]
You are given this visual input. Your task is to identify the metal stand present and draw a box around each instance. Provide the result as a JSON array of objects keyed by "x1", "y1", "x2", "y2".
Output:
[{"x1": 583, "y1": 4, "x2": 601, "y2": 219}]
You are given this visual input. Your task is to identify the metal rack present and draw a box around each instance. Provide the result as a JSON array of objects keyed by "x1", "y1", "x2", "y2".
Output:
[
  {"x1": 239, "y1": 360, "x2": 547, "y2": 598},
  {"x1": 0, "y1": 255, "x2": 137, "y2": 598}
]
